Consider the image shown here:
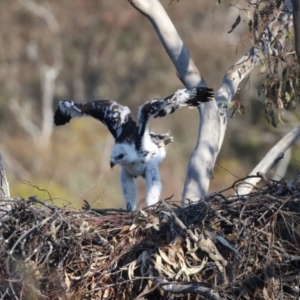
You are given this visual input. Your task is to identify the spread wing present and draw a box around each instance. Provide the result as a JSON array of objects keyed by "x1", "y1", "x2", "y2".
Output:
[
  {"x1": 137, "y1": 87, "x2": 214, "y2": 137},
  {"x1": 54, "y1": 99, "x2": 136, "y2": 140}
]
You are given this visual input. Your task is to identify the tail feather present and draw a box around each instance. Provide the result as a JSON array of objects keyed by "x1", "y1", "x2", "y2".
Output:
[
  {"x1": 162, "y1": 136, "x2": 173, "y2": 145},
  {"x1": 150, "y1": 132, "x2": 174, "y2": 146}
]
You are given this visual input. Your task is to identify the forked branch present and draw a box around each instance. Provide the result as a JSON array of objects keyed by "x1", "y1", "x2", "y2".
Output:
[
  {"x1": 128, "y1": 0, "x2": 221, "y2": 203},
  {"x1": 128, "y1": 0, "x2": 294, "y2": 203},
  {"x1": 235, "y1": 124, "x2": 300, "y2": 195},
  {"x1": 128, "y1": 0, "x2": 206, "y2": 88}
]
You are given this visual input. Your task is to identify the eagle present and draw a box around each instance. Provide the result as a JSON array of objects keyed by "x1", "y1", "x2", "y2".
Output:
[{"x1": 54, "y1": 87, "x2": 214, "y2": 211}]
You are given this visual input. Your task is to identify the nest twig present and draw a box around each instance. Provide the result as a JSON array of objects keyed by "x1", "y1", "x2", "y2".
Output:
[{"x1": 0, "y1": 175, "x2": 300, "y2": 299}]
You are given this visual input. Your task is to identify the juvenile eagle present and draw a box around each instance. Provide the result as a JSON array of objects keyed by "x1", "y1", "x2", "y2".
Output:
[{"x1": 54, "y1": 87, "x2": 214, "y2": 211}]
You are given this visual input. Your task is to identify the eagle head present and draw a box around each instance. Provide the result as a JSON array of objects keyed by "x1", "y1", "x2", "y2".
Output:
[{"x1": 110, "y1": 143, "x2": 134, "y2": 168}]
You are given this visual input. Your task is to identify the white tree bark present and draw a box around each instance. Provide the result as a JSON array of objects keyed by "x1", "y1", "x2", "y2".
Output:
[
  {"x1": 128, "y1": 0, "x2": 294, "y2": 203},
  {"x1": 128, "y1": 0, "x2": 205, "y2": 88},
  {"x1": 0, "y1": 150, "x2": 10, "y2": 199},
  {"x1": 128, "y1": 0, "x2": 220, "y2": 202},
  {"x1": 235, "y1": 125, "x2": 300, "y2": 195},
  {"x1": 272, "y1": 147, "x2": 291, "y2": 181},
  {"x1": 292, "y1": 0, "x2": 300, "y2": 62},
  {"x1": 19, "y1": 0, "x2": 63, "y2": 150},
  {"x1": 0, "y1": 149, "x2": 11, "y2": 216}
]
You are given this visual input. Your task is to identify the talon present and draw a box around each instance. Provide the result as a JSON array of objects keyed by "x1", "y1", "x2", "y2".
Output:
[{"x1": 126, "y1": 203, "x2": 132, "y2": 212}]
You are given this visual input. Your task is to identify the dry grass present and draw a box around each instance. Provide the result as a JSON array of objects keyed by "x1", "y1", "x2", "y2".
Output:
[{"x1": 0, "y1": 175, "x2": 300, "y2": 299}]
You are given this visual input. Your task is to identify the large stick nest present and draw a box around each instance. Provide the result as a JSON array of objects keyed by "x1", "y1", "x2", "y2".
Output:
[{"x1": 1, "y1": 175, "x2": 300, "y2": 299}]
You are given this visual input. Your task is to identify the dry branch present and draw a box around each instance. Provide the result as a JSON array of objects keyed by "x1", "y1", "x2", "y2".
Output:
[
  {"x1": 127, "y1": 0, "x2": 206, "y2": 89},
  {"x1": 0, "y1": 150, "x2": 9, "y2": 199},
  {"x1": 18, "y1": 0, "x2": 63, "y2": 150},
  {"x1": 236, "y1": 124, "x2": 300, "y2": 195},
  {"x1": 292, "y1": 0, "x2": 300, "y2": 62},
  {"x1": 0, "y1": 150, "x2": 10, "y2": 215}
]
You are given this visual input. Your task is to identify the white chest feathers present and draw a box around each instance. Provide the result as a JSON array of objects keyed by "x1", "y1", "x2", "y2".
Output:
[{"x1": 110, "y1": 141, "x2": 166, "y2": 178}]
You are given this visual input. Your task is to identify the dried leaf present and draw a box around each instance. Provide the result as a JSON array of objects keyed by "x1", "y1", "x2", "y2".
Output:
[
  {"x1": 186, "y1": 238, "x2": 201, "y2": 262},
  {"x1": 144, "y1": 223, "x2": 153, "y2": 229},
  {"x1": 128, "y1": 259, "x2": 138, "y2": 280},
  {"x1": 129, "y1": 210, "x2": 147, "y2": 231},
  {"x1": 119, "y1": 225, "x2": 130, "y2": 234},
  {"x1": 154, "y1": 254, "x2": 175, "y2": 277},
  {"x1": 263, "y1": 286, "x2": 272, "y2": 300},
  {"x1": 158, "y1": 248, "x2": 177, "y2": 268},
  {"x1": 198, "y1": 234, "x2": 227, "y2": 267},
  {"x1": 152, "y1": 224, "x2": 160, "y2": 231},
  {"x1": 65, "y1": 271, "x2": 71, "y2": 291},
  {"x1": 228, "y1": 15, "x2": 241, "y2": 33},
  {"x1": 129, "y1": 222, "x2": 138, "y2": 231},
  {"x1": 186, "y1": 263, "x2": 207, "y2": 275},
  {"x1": 285, "y1": 91, "x2": 291, "y2": 102},
  {"x1": 277, "y1": 110, "x2": 285, "y2": 125},
  {"x1": 260, "y1": 63, "x2": 267, "y2": 73}
]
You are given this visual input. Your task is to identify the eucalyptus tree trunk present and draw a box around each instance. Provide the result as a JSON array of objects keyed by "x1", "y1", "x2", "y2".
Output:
[
  {"x1": 292, "y1": 0, "x2": 300, "y2": 62},
  {"x1": 0, "y1": 150, "x2": 11, "y2": 215},
  {"x1": 0, "y1": 150, "x2": 9, "y2": 199},
  {"x1": 128, "y1": 0, "x2": 295, "y2": 202}
]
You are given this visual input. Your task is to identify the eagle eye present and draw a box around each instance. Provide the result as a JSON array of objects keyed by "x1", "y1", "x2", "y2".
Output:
[{"x1": 117, "y1": 153, "x2": 124, "y2": 160}]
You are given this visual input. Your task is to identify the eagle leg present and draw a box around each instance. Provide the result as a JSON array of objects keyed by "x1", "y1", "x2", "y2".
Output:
[
  {"x1": 144, "y1": 163, "x2": 162, "y2": 207},
  {"x1": 120, "y1": 167, "x2": 137, "y2": 212}
]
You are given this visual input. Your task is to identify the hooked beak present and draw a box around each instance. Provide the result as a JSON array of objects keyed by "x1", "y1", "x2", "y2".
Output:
[{"x1": 110, "y1": 161, "x2": 116, "y2": 169}]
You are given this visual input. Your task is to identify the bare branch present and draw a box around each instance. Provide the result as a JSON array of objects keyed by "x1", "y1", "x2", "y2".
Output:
[
  {"x1": 155, "y1": 279, "x2": 222, "y2": 300},
  {"x1": 292, "y1": 0, "x2": 300, "y2": 63},
  {"x1": 185, "y1": 1, "x2": 293, "y2": 203},
  {"x1": 182, "y1": 103, "x2": 221, "y2": 202},
  {"x1": 20, "y1": 0, "x2": 63, "y2": 150},
  {"x1": 0, "y1": 150, "x2": 10, "y2": 199},
  {"x1": 272, "y1": 147, "x2": 291, "y2": 180},
  {"x1": 0, "y1": 149, "x2": 11, "y2": 215},
  {"x1": 20, "y1": 0, "x2": 59, "y2": 32},
  {"x1": 9, "y1": 99, "x2": 40, "y2": 147},
  {"x1": 235, "y1": 124, "x2": 300, "y2": 195},
  {"x1": 216, "y1": 3, "x2": 293, "y2": 147},
  {"x1": 127, "y1": 0, "x2": 206, "y2": 88}
]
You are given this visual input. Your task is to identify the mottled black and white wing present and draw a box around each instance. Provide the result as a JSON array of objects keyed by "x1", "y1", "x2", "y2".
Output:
[
  {"x1": 54, "y1": 100, "x2": 136, "y2": 140},
  {"x1": 155, "y1": 87, "x2": 214, "y2": 118},
  {"x1": 137, "y1": 87, "x2": 214, "y2": 136}
]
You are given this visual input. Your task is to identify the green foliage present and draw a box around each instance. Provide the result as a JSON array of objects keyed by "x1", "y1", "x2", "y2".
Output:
[
  {"x1": 260, "y1": 59, "x2": 300, "y2": 127},
  {"x1": 242, "y1": 0, "x2": 299, "y2": 128}
]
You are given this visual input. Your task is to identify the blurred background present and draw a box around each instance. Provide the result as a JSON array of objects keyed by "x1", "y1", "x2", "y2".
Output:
[{"x1": 0, "y1": 0, "x2": 299, "y2": 209}]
